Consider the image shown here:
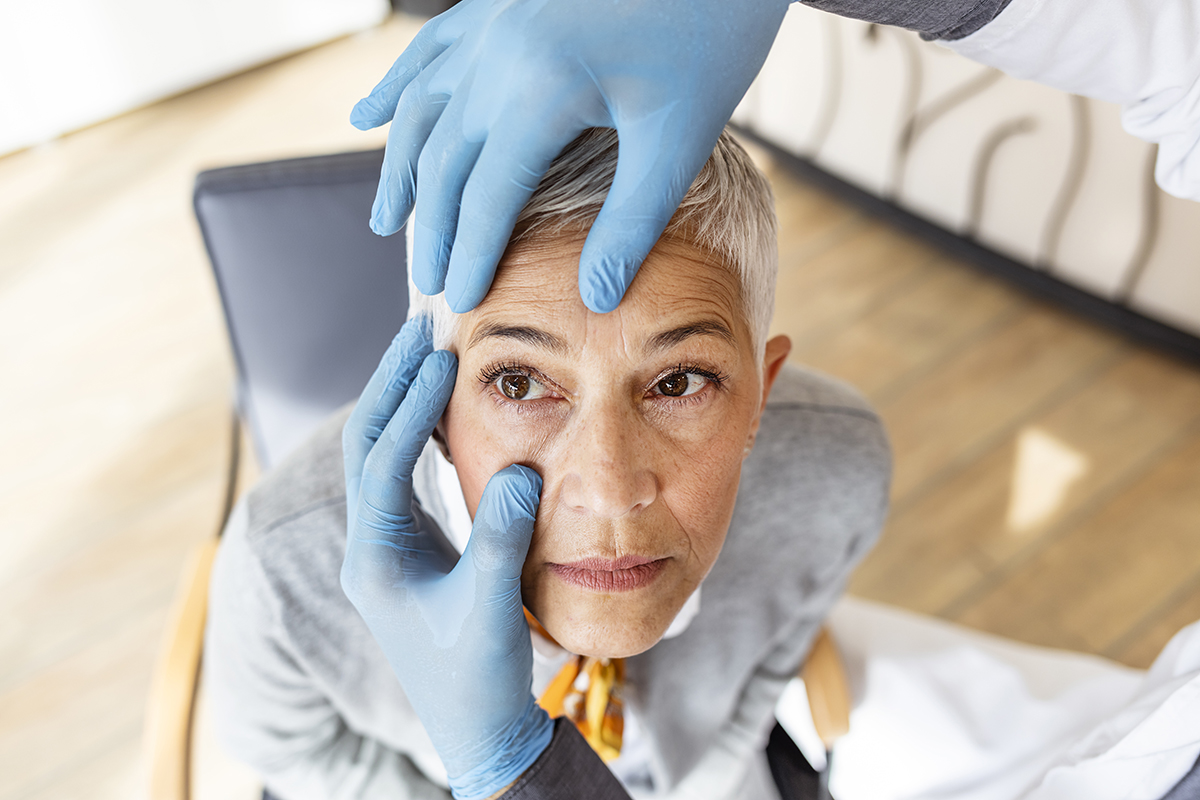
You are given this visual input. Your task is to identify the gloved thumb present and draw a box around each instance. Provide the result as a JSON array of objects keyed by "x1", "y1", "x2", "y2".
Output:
[{"x1": 462, "y1": 465, "x2": 542, "y2": 583}]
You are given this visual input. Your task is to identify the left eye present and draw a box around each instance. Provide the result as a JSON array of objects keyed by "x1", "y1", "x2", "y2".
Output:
[
  {"x1": 654, "y1": 372, "x2": 708, "y2": 398},
  {"x1": 497, "y1": 373, "x2": 550, "y2": 400}
]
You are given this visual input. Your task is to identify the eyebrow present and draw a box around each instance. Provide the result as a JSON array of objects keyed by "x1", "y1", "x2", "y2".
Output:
[
  {"x1": 468, "y1": 323, "x2": 570, "y2": 354},
  {"x1": 468, "y1": 318, "x2": 736, "y2": 354},
  {"x1": 645, "y1": 320, "x2": 737, "y2": 352}
]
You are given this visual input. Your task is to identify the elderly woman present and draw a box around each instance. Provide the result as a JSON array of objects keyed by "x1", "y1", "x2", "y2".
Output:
[{"x1": 205, "y1": 129, "x2": 890, "y2": 800}]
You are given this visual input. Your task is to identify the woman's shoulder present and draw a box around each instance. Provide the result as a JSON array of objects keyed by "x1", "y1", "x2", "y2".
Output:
[
  {"x1": 212, "y1": 406, "x2": 354, "y2": 634},
  {"x1": 241, "y1": 404, "x2": 353, "y2": 543},
  {"x1": 725, "y1": 363, "x2": 892, "y2": 589},
  {"x1": 755, "y1": 364, "x2": 891, "y2": 486},
  {"x1": 765, "y1": 363, "x2": 879, "y2": 421}
]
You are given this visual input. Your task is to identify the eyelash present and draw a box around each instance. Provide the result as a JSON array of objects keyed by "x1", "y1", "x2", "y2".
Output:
[
  {"x1": 476, "y1": 361, "x2": 727, "y2": 407},
  {"x1": 652, "y1": 363, "x2": 728, "y2": 405},
  {"x1": 477, "y1": 362, "x2": 549, "y2": 388}
]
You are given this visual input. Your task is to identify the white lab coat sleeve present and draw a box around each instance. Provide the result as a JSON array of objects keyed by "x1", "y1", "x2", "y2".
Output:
[
  {"x1": 1021, "y1": 620, "x2": 1200, "y2": 800},
  {"x1": 792, "y1": 597, "x2": 1200, "y2": 800},
  {"x1": 941, "y1": 0, "x2": 1200, "y2": 201}
]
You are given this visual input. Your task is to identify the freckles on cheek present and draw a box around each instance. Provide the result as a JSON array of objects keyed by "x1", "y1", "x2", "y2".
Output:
[
  {"x1": 672, "y1": 464, "x2": 740, "y2": 534},
  {"x1": 663, "y1": 430, "x2": 747, "y2": 556},
  {"x1": 453, "y1": 431, "x2": 514, "y2": 518},
  {"x1": 449, "y1": 401, "x2": 557, "y2": 518}
]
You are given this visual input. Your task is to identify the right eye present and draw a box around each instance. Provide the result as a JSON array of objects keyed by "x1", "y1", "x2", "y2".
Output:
[
  {"x1": 654, "y1": 372, "x2": 708, "y2": 398},
  {"x1": 497, "y1": 373, "x2": 549, "y2": 401}
]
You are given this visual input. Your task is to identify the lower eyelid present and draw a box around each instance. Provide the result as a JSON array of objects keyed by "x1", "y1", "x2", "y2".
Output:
[
  {"x1": 488, "y1": 381, "x2": 560, "y2": 406},
  {"x1": 651, "y1": 385, "x2": 713, "y2": 406}
]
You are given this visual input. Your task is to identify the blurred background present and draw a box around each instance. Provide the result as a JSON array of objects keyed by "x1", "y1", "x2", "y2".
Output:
[{"x1": 1, "y1": 2, "x2": 1198, "y2": 799}]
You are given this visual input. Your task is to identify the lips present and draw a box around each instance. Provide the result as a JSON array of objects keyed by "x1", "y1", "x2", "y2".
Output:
[{"x1": 548, "y1": 555, "x2": 668, "y2": 592}]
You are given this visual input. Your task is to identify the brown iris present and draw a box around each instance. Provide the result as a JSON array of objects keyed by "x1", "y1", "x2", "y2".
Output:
[
  {"x1": 500, "y1": 374, "x2": 531, "y2": 399},
  {"x1": 657, "y1": 373, "x2": 689, "y2": 397}
]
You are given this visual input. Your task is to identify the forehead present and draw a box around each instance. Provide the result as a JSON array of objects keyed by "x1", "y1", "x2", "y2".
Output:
[{"x1": 460, "y1": 237, "x2": 748, "y2": 348}]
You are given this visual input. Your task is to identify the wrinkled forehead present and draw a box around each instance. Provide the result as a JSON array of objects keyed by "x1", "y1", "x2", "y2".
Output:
[{"x1": 456, "y1": 235, "x2": 751, "y2": 355}]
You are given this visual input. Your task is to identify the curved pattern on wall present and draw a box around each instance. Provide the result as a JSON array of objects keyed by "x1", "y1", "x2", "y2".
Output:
[
  {"x1": 966, "y1": 116, "x2": 1038, "y2": 237},
  {"x1": 1116, "y1": 147, "x2": 1162, "y2": 301},
  {"x1": 808, "y1": 14, "x2": 844, "y2": 156},
  {"x1": 893, "y1": 69, "x2": 1003, "y2": 198},
  {"x1": 734, "y1": 3, "x2": 1200, "y2": 336},
  {"x1": 1037, "y1": 95, "x2": 1091, "y2": 271}
]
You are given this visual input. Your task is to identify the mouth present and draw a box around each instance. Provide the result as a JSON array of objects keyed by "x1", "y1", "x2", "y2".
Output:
[{"x1": 548, "y1": 555, "x2": 668, "y2": 592}]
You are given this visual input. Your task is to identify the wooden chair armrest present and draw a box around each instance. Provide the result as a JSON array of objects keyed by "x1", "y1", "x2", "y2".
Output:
[
  {"x1": 142, "y1": 537, "x2": 220, "y2": 800},
  {"x1": 801, "y1": 627, "x2": 851, "y2": 748}
]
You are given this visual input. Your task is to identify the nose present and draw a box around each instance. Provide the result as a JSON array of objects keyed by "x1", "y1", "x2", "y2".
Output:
[{"x1": 558, "y1": 401, "x2": 657, "y2": 519}]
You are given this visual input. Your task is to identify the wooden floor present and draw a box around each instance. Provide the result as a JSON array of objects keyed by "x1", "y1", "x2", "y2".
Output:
[
  {"x1": 2, "y1": 13, "x2": 1199, "y2": 800},
  {"x1": 765, "y1": 168, "x2": 1200, "y2": 665}
]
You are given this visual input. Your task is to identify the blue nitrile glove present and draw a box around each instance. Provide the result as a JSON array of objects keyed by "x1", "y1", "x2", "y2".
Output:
[
  {"x1": 351, "y1": 0, "x2": 791, "y2": 314},
  {"x1": 341, "y1": 317, "x2": 553, "y2": 800}
]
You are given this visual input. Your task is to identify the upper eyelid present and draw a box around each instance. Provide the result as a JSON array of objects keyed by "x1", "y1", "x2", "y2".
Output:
[
  {"x1": 478, "y1": 363, "x2": 561, "y2": 397},
  {"x1": 478, "y1": 362, "x2": 544, "y2": 383},
  {"x1": 650, "y1": 364, "x2": 727, "y2": 387}
]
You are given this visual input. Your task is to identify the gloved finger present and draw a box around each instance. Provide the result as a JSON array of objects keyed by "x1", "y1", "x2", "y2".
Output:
[
  {"x1": 351, "y1": 22, "x2": 450, "y2": 131},
  {"x1": 443, "y1": 121, "x2": 573, "y2": 312},
  {"x1": 460, "y1": 464, "x2": 542, "y2": 581},
  {"x1": 343, "y1": 317, "x2": 434, "y2": 515},
  {"x1": 411, "y1": 93, "x2": 485, "y2": 296},
  {"x1": 440, "y1": 465, "x2": 542, "y2": 666},
  {"x1": 577, "y1": 118, "x2": 719, "y2": 313},
  {"x1": 345, "y1": 350, "x2": 457, "y2": 591},
  {"x1": 359, "y1": 348, "x2": 457, "y2": 521},
  {"x1": 369, "y1": 47, "x2": 457, "y2": 236}
]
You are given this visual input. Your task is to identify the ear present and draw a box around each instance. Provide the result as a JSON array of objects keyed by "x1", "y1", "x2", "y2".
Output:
[
  {"x1": 746, "y1": 335, "x2": 792, "y2": 452},
  {"x1": 760, "y1": 335, "x2": 792, "y2": 406},
  {"x1": 432, "y1": 419, "x2": 454, "y2": 464}
]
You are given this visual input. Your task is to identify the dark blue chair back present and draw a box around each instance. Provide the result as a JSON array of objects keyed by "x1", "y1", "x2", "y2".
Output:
[{"x1": 194, "y1": 149, "x2": 407, "y2": 469}]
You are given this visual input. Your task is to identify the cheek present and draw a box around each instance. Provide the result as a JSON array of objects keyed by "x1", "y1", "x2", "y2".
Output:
[
  {"x1": 443, "y1": 391, "x2": 496, "y2": 517},
  {"x1": 442, "y1": 387, "x2": 557, "y2": 518},
  {"x1": 660, "y1": 425, "x2": 747, "y2": 564},
  {"x1": 653, "y1": 385, "x2": 760, "y2": 560}
]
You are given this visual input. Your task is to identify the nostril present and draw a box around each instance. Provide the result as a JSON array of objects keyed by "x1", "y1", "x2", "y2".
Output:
[
  {"x1": 564, "y1": 466, "x2": 656, "y2": 518},
  {"x1": 559, "y1": 472, "x2": 589, "y2": 512},
  {"x1": 625, "y1": 470, "x2": 658, "y2": 515}
]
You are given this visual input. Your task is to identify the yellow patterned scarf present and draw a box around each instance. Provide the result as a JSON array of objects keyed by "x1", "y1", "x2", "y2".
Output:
[{"x1": 525, "y1": 609, "x2": 625, "y2": 762}]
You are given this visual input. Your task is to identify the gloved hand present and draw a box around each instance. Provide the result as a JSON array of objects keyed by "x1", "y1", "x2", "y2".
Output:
[
  {"x1": 352, "y1": 0, "x2": 791, "y2": 314},
  {"x1": 341, "y1": 317, "x2": 553, "y2": 800}
]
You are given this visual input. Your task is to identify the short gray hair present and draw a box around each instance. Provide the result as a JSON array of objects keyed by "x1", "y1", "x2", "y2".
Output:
[{"x1": 410, "y1": 127, "x2": 777, "y2": 357}]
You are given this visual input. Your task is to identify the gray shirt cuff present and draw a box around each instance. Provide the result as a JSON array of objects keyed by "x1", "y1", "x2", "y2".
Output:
[
  {"x1": 799, "y1": 0, "x2": 1013, "y2": 40},
  {"x1": 501, "y1": 719, "x2": 631, "y2": 800}
]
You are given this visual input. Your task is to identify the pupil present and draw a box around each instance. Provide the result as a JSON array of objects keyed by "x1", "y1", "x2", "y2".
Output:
[
  {"x1": 659, "y1": 373, "x2": 689, "y2": 397},
  {"x1": 501, "y1": 374, "x2": 530, "y2": 399}
]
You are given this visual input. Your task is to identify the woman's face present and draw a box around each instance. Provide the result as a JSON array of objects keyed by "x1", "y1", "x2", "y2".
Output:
[{"x1": 441, "y1": 236, "x2": 790, "y2": 658}]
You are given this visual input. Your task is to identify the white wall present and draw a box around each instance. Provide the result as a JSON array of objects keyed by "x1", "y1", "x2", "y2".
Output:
[{"x1": 0, "y1": 0, "x2": 390, "y2": 156}]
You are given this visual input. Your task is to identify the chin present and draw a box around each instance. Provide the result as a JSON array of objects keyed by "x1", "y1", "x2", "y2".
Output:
[
  {"x1": 524, "y1": 570, "x2": 690, "y2": 659},
  {"x1": 547, "y1": 615, "x2": 667, "y2": 659}
]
